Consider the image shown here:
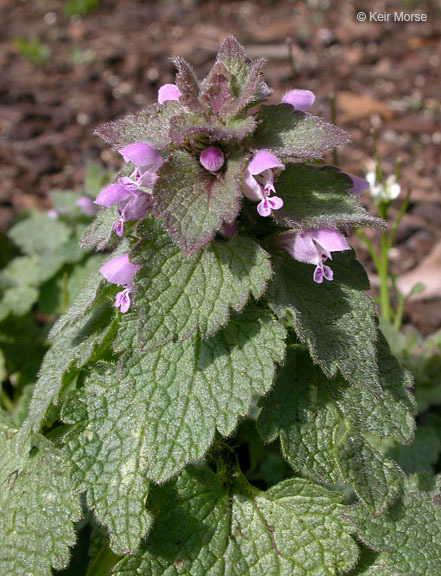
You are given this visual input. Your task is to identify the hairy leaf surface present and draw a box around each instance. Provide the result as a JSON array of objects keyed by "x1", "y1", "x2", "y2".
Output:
[
  {"x1": 205, "y1": 36, "x2": 272, "y2": 113},
  {"x1": 63, "y1": 382, "x2": 152, "y2": 554},
  {"x1": 171, "y1": 56, "x2": 200, "y2": 111},
  {"x1": 153, "y1": 151, "x2": 243, "y2": 255},
  {"x1": 73, "y1": 305, "x2": 286, "y2": 485},
  {"x1": 114, "y1": 466, "x2": 359, "y2": 576},
  {"x1": 95, "y1": 101, "x2": 183, "y2": 151},
  {"x1": 274, "y1": 164, "x2": 384, "y2": 230},
  {"x1": 267, "y1": 254, "x2": 381, "y2": 395},
  {"x1": 168, "y1": 113, "x2": 256, "y2": 144},
  {"x1": 258, "y1": 347, "x2": 404, "y2": 514},
  {"x1": 80, "y1": 206, "x2": 116, "y2": 251},
  {"x1": 0, "y1": 414, "x2": 81, "y2": 576},
  {"x1": 252, "y1": 104, "x2": 349, "y2": 159},
  {"x1": 344, "y1": 477, "x2": 441, "y2": 574},
  {"x1": 131, "y1": 221, "x2": 272, "y2": 346},
  {"x1": 21, "y1": 303, "x2": 117, "y2": 437}
]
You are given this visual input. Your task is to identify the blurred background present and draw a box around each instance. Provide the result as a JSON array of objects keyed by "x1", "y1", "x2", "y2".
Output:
[{"x1": 1, "y1": 0, "x2": 441, "y2": 331}]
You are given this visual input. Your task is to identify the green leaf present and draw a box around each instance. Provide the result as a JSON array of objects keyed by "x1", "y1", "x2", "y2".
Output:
[
  {"x1": 0, "y1": 284, "x2": 39, "y2": 320},
  {"x1": 49, "y1": 268, "x2": 108, "y2": 340},
  {"x1": 344, "y1": 476, "x2": 441, "y2": 575},
  {"x1": 114, "y1": 465, "x2": 359, "y2": 576},
  {"x1": 8, "y1": 212, "x2": 71, "y2": 256},
  {"x1": 63, "y1": 381, "x2": 152, "y2": 555},
  {"x1": 337, "y1": 433, "x2": 403, "y2": 515},
  {"x1": 153, "y1": 151, "x2": 243, "y2": 255},
  {"x1": 85, "y1": 545, "x2": 120, "y2": 576},
  {"x1": 20, "y1": 302, "x2": 117, "y2": 437},
  {"x1": 251, "y1": 104, "x2": 349, "y2": 160},
  {"x1": 346, "y1": 546, "x2": 391, "y2": 575},
  {"x1": 83, "y1": 305, "x2": 285, "y2": 484},
  {"x1": 1, "y1": 255, "x2": 41, "y2": 286},
  {"x1": 215, "y1": 35, "x2": 253, "y2": 88},
  {"x1": 333, "y1": 331, "x2": 416, "y2": 444},
  {"x1": 274, "y1": 164, "x2": 384, "y2": 230},
  {"x1": 95, "y1": 101, "x2": 183, "y2": 151},
  {"x1": 258, "y1": 346, "x2": 404, "y2": 514},
  {"x1": 131, "y1": 220, "x2": 272, "y2": 346},
  {"x1": 382, "y1": 414, "x2": 441, "y2": 475},
  {"x1": 51, "y1": 190, "x2": 84, "y2": 215},
  {"x1": 232, "y1": 58, "x2": 272, "y2": 113},
  {"x1": 80, "y1": 207, "x2": 117, "y2": 251},
  {"x1": 258, "y1": 346, "x2": 340, "y2": 484},
  {"x1": 0, "y1": 416, "x2": 81, "y2": 576},
  {"x1": 267, "y1": 254, "x2": 381, "y2": 395}
]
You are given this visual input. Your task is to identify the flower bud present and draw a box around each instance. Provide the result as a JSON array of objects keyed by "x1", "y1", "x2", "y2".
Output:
[{"x1": 199, "y1": 147, "x2": 225, "y2": 172}]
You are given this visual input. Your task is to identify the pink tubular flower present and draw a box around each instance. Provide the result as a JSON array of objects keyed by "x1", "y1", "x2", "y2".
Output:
[
  {"x1": 119, "y1": 143, "x2": 163, "y2": 189},
  {"x1": 243, "y1": 151, "x2": 285, "y2": 217},
  {"x1": 158, "y1": 83, "x2": 181, "y2": 104},
  {"x1": 282, "y1": 89, "x2": 315, "y2": 112},
  {"x1": 99, "y1": 253, "x2": 141, "y2": 313},
  {"x1": 200, "y1": 146, "x2": 225, "y2": 172},
  {"x1": 278, "y1": 228, "x2": 350, "y2": 284},
  {"x1": 348, "y1": 174, "x2": 369, "y2": 196},
  {"x1": 94, "y1": 142, "x2": 162, "y2": 236}
]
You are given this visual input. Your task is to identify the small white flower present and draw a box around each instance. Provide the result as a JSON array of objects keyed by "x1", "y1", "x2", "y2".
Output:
[
  {"x1": 365, "y1": 170, "x2": 401, "y2": 202},
  {"x1": 385, "y1": 174, "x2": 401, "y2": 200}
]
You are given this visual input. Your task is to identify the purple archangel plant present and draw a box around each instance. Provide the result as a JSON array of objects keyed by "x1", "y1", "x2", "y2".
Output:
[{"x1": 2, "y1": 37, "x2": 440, "y2": 576}]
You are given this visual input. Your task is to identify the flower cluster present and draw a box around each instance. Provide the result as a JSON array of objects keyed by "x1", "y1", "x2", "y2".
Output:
[
  {"x1": 92, "y1": 37, "x2": 373, "y2": 309},
  {"x1": 366, "y1": 170, "x2": 401, "y2": 202},
  {"x1": 95, "y1": 142, "x2": 162, "y2": 237}
]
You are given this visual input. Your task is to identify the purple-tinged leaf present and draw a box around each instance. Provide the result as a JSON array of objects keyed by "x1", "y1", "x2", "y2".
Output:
[
  {"x1": 203, "y1": 38, "x2": 271, "y2": 116},
  {"x1": 214, "y1": 35, "x2": 250, "y2": 87},
  {"x1": 170, "y1": 56, "x2": 200, "y2": 111},
  {"x1": 252, "y1": 104, "x2": 350, "y2": 159},
  {"x1": 152, "y1": 150, "x2": 244, "y2": 255},
  {"x1": 273, "y1": 164, "x2": 385, "y2": 231},
  {"x1": 200, "y1": 70, "x2": 235, "y2": 114},
  {"x1": 236, "y1": 57, "x2": 272, "y2": 110},
  {"x1": 94, "y1": 101, "x2": 183, "y2": 151},
  {"x1": 169, "y1": 113, "x2": 256, "y2": 145}
]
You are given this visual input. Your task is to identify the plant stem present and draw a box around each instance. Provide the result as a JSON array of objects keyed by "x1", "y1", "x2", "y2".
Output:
[
  {"x1": 388, "y1": 189, "x2": 410, "y2": 249},
  {"x1": 378, "y1": 201, "x2": 391, "y2": 323},
  {"x1": 355, "y1": 229, "x2": 380, "y2": 270},
  {"x1": 393, "y1": 289, "x2": 405, "y2": 330}
]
